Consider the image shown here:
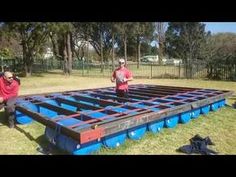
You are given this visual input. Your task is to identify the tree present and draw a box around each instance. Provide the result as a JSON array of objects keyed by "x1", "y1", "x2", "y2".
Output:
[
  {"x1": 115, "y1": 22, "x2": 133, "y2": 64},
  {"x1": 5, "y1": 22, "x2": 49, "y2": 76},
  {"x1": 73, "y1": 22, "x2": 113, "y2": 64},
  {"x1": 202, "y1": 33, "x2": 236, "y2": 79},
  {"x1": 155, "y1": 22, "x2": 167, "y2": 65},
  {"x1": 0, "y1": 29, "x2": 22, "y2": 59},
  {"x1": 110, "y1": 23, "x2": 120, "y2": 70},
  {"x1": 49, "y1": 23, "x2": 74, "y2": 75},
  {"x1": 165, "y1": 22, "x2": 208, "y2": 78},
  {"x1": 133, "y1": 22, "x2": 154, "y2": 68}
]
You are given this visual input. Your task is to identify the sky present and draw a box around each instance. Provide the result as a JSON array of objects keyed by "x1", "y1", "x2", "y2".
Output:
[
  {"x1": 151, "y1": 22, "x2": 236, "y2": 46},
  {"x1": 204, "y1": 22, "x2": 236, "y2": 34}
]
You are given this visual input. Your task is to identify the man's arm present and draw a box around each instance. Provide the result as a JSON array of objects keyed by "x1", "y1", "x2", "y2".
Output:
[
  {"x1": 2, "y1": 83, "x2": 19, "y2": 101},
  {"x1": 123, "y1": 76, "x2": 133, "y2": 82},
  {"x1": 111, "y1": 76, "x2": 115, "y2": 82},
  {"x1": 111, "y1": 70, "x2": 116, "y2": 82},
  {"x1": 124, "y1": 69, "x2": 133, "y2": 82}
]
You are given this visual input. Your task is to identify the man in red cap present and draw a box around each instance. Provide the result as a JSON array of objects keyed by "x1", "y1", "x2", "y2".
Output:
[
  {"x1": 0, "y1": 71, "x2": 20, "y2": 128},
  {"x1": 111, "y1": 58, "x2": 133, "y2": 98}
]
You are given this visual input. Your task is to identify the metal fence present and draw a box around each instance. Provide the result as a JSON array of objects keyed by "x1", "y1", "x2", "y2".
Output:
[{"x1": 1, "y1": 58, "x2": 236, "y2": 81}]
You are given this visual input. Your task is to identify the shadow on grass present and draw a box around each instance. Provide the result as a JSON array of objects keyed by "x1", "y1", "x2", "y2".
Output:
[
  {"x1": 227, "y1": 103, "x2": 236, "y2": 109},
  {"x1": 0, "y1": 111, "x2": 7, "y2": 127},
  {"x1": 1, "y1": 109, "x2": 67, "y2": 155},
  {"x1": 14, "y1": 125, "x2": 66, "y2": 155},
  {"x1": 17, "y1": 72, "x2": 45, "y2": 78},
  {"x1": 229, "y1": 96, "x2": 236, "y2": 100},
  {"x1": 46, "y1": 71, "x2": 64, "y2": 75},
  {"x1": 19, "y1": 71, "x2": 63, "y2": 78}
]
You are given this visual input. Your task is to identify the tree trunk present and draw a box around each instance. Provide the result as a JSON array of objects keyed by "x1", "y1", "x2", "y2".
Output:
[
  {"x1": 184, "y1": 59, "x2": 188, "y2": 78},
  {"x1": 100, "y1": 31, "x2": 104, "y2": 73},
  {"x1": 61, "y1": 32, "x2": 73, "y2": 76},
  {"x1": 50, "y1": 33, "x2": 60, "y2": 59},
  {"x1": 124, "y1": 34, "x2": 127, "y2": 65},
  {"x1": 24, "y1": 64, "x2": 32, "y2": 77},
  {"x1": 137, "y1": 36, "x2": 141, "y2": 69},
  {"x1": 112, "y1": 32, "x2": 115, "y2": 71},
  {"x1": 24, "y1": 57, "x2": 33, "y2": 77},
  {"x1": 189, "y1": 47, "x2": 193, "y2": 79},
  {"x1": 67, "y1": 32, "x2": 72, "y2": 75},
  {"x1": 22, "y1": 42, "x2": 33, "y2": 77},
  {"x1": 158, "y1": 42, "x2": 163, "y2": 65},
  {"x1": 63, "y1": 34, "x2": 68, "y2": 75}
]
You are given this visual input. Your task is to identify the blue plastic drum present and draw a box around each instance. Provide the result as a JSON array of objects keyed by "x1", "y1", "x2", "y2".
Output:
[
  {"x1": 179, "y1": 111, "x2": 191, "y2": 124},
  {"x1": 16, "y1": 100, "x2": 38, "y2": 124},
  {"x1": 127, "y1": 124, "x2": 147, "y2": 140},
  {"x1": 45, "y1": 117, "x2": 102, "y2": 155},
  {"x1": 201, "y1": 105, "x2": 210, "y2": 115},
  {"x1": 31, "y1": 96, "x2": 59, "y2": 118},
  {"x1": 218, "y1": 99, "x2": 226, "y2": 108},
  {"x1": 191, "y1": 108, "x2": 201, "y2": 119},
  {"x1": 165, "y1": 115, "x2": 179, "y2": 128},
  {"x1": 210, "y1": 102, "x2": 219, "y2": 111},
  {"x1": 56, "y1": 96, "x2": 78, "y2": 111},
  {"x1": 102, "y1": 131, "x2": 127, "y2": 148},
  {"x1": 148, "y1": 120, "x2": 164, "y2": 133}
]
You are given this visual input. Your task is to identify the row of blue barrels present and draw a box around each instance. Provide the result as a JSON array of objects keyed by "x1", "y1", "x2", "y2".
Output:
[{"x1": 15, "y1": 95, "x2": 225, "y2": 155}]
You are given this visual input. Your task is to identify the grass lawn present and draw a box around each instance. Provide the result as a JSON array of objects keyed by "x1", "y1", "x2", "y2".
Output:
[{"x1": 0, "y1": 70, "x2": 235, "y2": 155}]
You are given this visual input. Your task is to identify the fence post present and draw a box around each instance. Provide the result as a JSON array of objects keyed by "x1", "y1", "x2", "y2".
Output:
[
  {"x1": 82, "y1": 59, "x2": 84, "y2": 76},
  {"x1": 178, "y1": 62, "x2": 181, "y2": 78},
  {"x1": 151, "y1": 63, "x2": 153, "y2": 79}
]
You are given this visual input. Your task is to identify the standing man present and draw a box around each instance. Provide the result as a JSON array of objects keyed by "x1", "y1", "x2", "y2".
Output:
[
  {"x1": 111, "y1": 58, "x2": 133, "y2": 98},
  {"x1": 0, "y1": 71, "x2": 20, "y2": 128}
]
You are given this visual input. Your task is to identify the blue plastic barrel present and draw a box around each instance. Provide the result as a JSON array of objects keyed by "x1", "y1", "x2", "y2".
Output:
[
  {"x1": 31, "y1": 96, "x2": 59, "y2": 106},
  {"x1": 179, "y1": 111, "x2": 191, "y2": 124},
  {"x1": 39, "y1": 107, "x2": 58, "y2": 118},
  {"x1": 127, "y1": 124, "x2": 147, "y2": 140},
  {"x1": 45, "y1": 117, "x2": 102, "y2": 155},
  {"x1": 210, "y1": 102, "x2": 219, "y2": 111},
  {"x1": 148, "y1": 120, "x2": 164, "y2": 133},
  {"x1": 32, "y1": 96, "x2": 59, "y2": 118},
  {"x1": 164, "y1": 115, "x2": 179, "y2": 128},
  {"x1": 60, "y1": 103, "x2": 77, "y2": 112},
  {"x1": 191, "y1": 108, "x2": 201, "y2": 119},
  {"x1": 201, "y1": 105, "x2": 210, "y2": 115},
  {"x1": 105, "y1": 106, "x2": 137, "y2": 116},
  {"x1": 54, "y1": 95, "x2": 78, "y2": 111},
  {"x1": 16, "y1": 100, "x2": 38, "y2": 124},
  {"x1": 102, "y1": 131, "x2": 127, "y2": 148},
  {"x1": 45, "y1": 127, "x2": 102, "y2": 155},
  {"x1": 218, "y1": 99, "x2": 226, "y2": 108},
  {"x1": 105, "y1": 106, "x2": 128, "y2": 113}
]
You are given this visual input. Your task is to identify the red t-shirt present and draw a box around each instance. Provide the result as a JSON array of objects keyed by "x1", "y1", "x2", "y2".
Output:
[
  {"x1": 0, "y1": 77, "x2": 19, "y2": 101},
  {"x1": 112, "y1": 67, "x2": 132, "y2": 90}
]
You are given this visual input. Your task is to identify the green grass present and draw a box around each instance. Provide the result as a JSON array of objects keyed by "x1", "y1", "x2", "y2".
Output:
[{"x1": 0, "y1": 71, "x2": 235, "y2": 154}]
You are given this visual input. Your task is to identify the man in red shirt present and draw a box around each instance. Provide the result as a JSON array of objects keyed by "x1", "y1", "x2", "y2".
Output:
[
  {"x1": 111, "y1": 58, "x2": 133, "y2": 98},
  {"x1": 0, "y1": 71, "x2": 20, "y2": 128}
]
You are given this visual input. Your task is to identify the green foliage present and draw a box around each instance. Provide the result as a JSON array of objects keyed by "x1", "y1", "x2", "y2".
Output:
[
  {"x1": 0, "y1": 48, "x2": 13, "y2": 58},
  {"x1": 3, "y1": 22, "x2": 50, "y2": 75},
  {"x1": 202, "y1": 33, "x2": 236, "y2": 80},
  {"x1": 166, "y1": 22, "x2": 208, "y2": 60},
  {"x1": 73, "y1": 22, "x2": 113, "y2": 62},
  {"x1": 206, "y1": 33, "x2": 236, "y2": 63}
]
